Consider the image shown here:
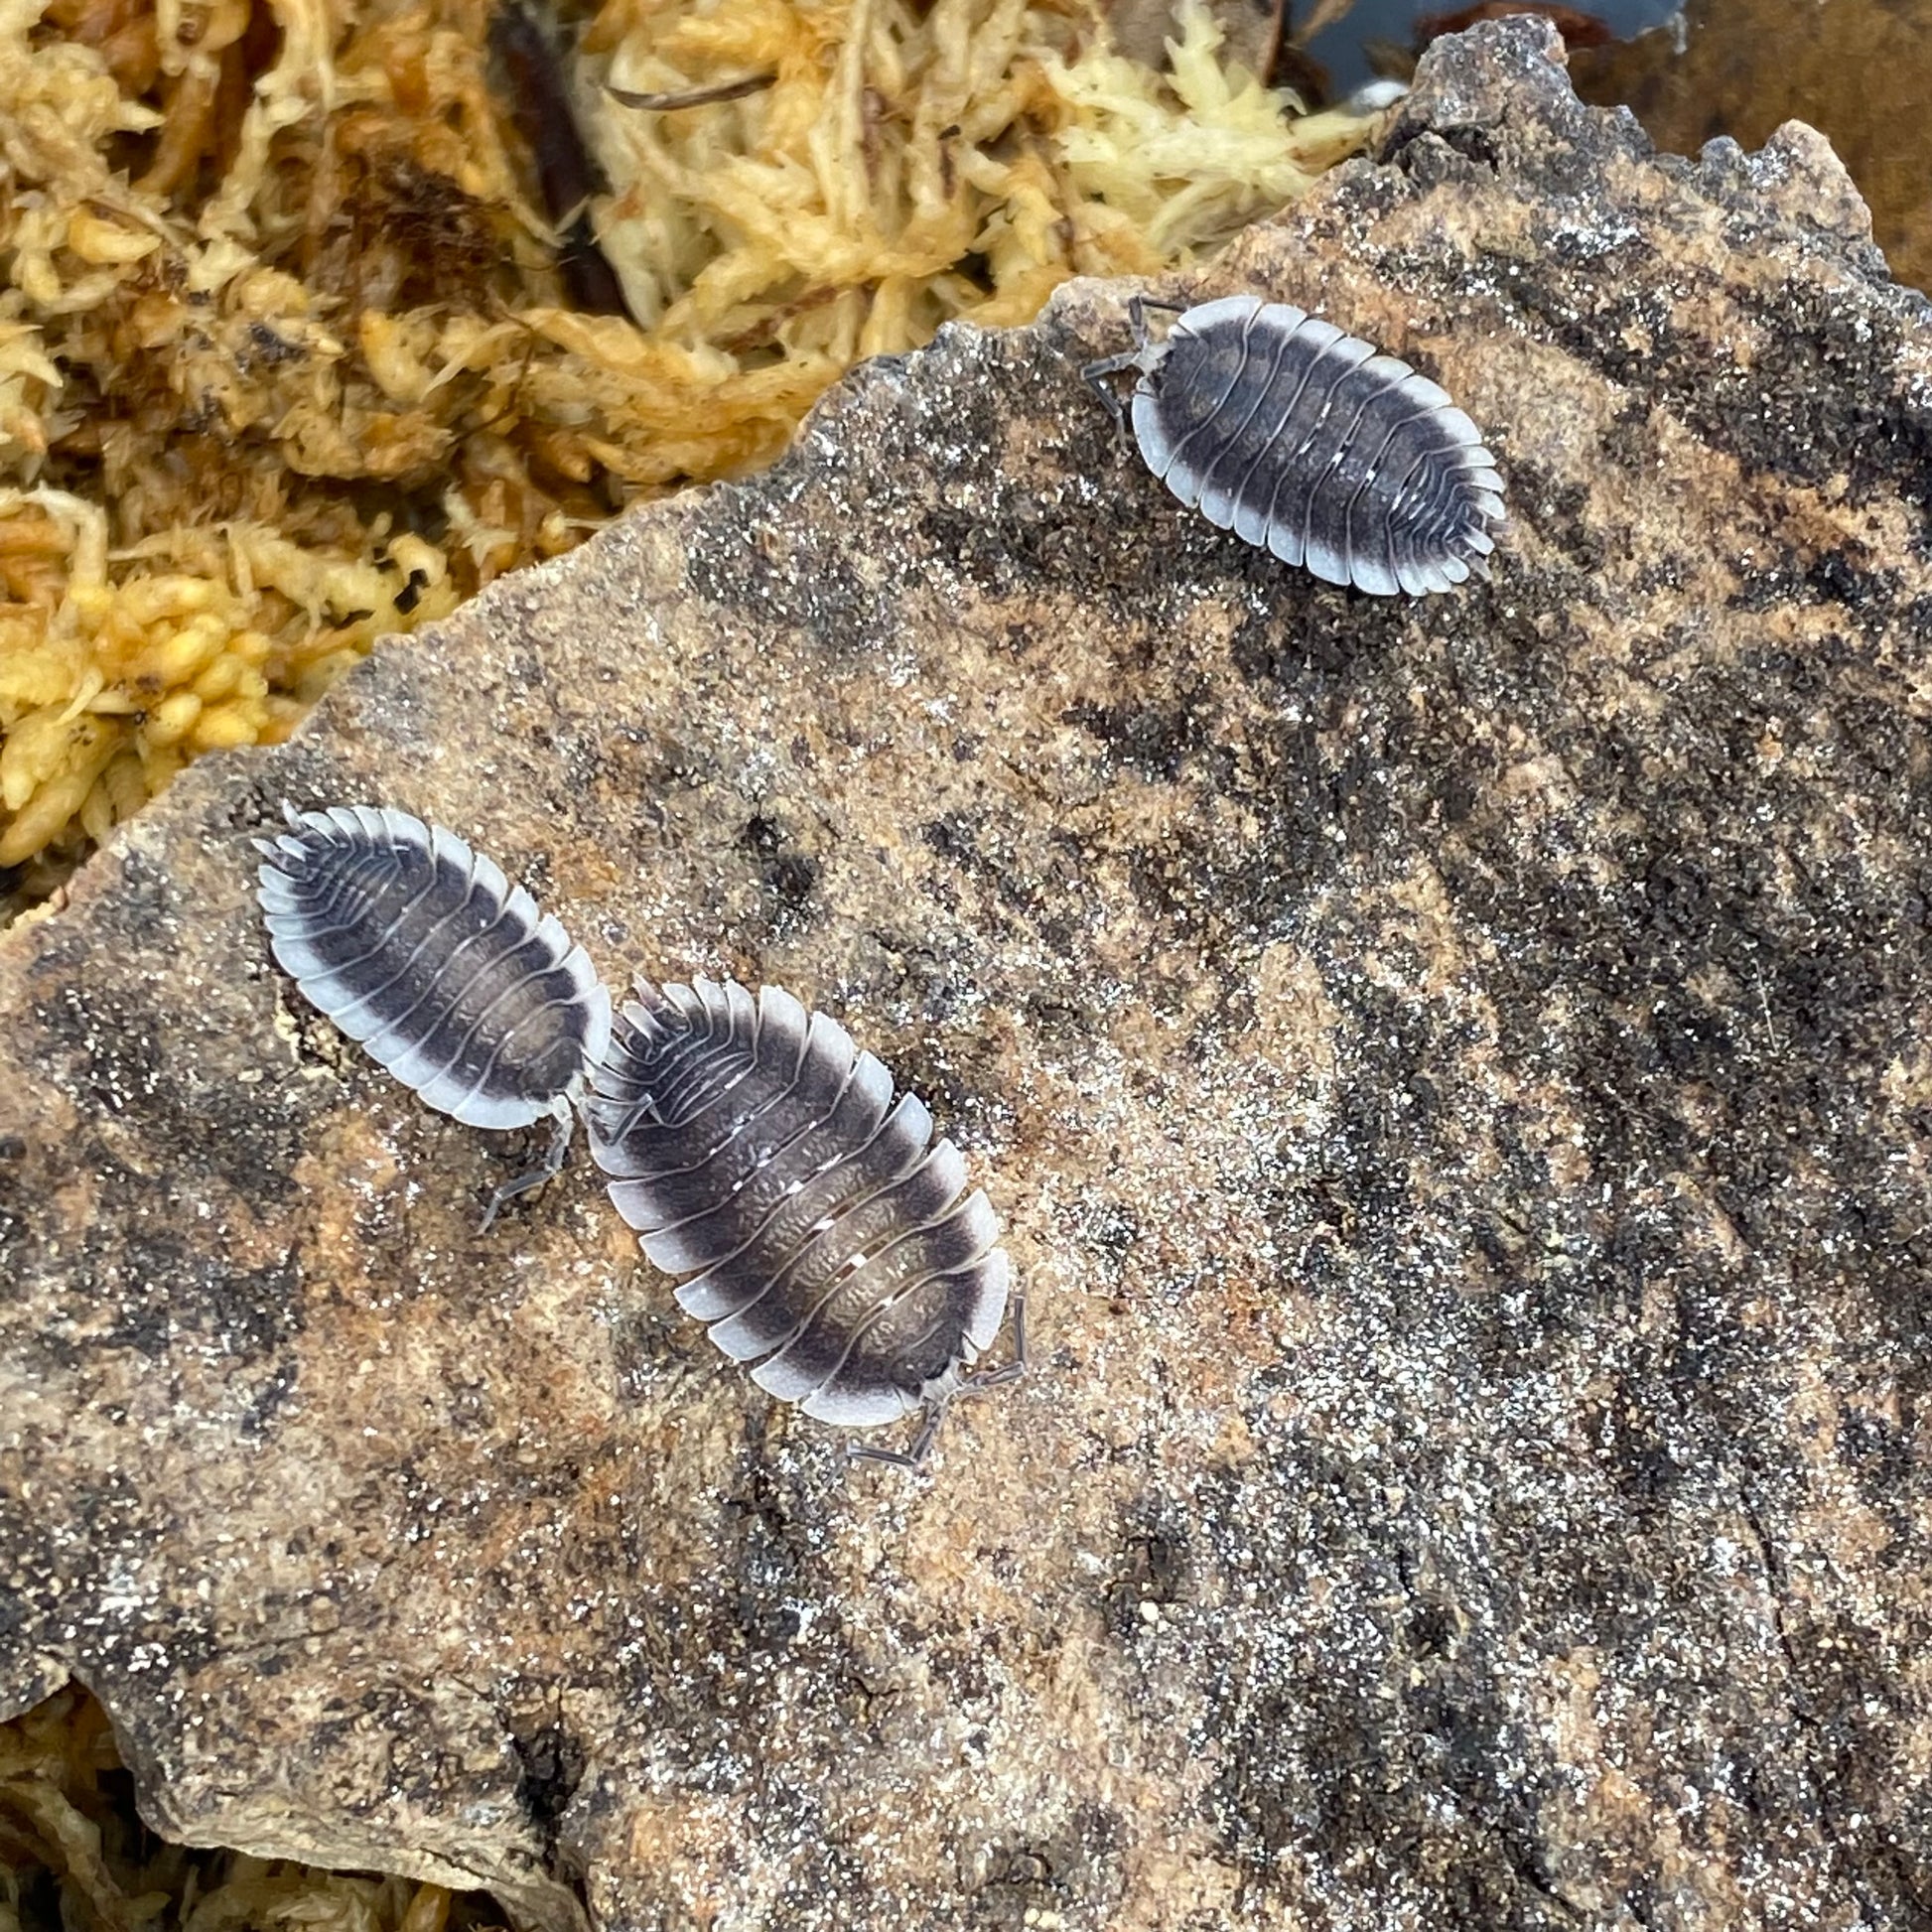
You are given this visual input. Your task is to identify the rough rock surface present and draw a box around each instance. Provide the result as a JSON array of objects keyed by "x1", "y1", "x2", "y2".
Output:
[
  {"x1": 1571, "y1": 0, "x2": 1932, "y2": 294},
  {"x1": 5, "y1": 21, "x2": 1932, "y2": 1931}
]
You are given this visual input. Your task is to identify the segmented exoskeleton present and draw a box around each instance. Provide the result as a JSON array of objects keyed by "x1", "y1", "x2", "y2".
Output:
[
  {"x1": 1083, "y1": 293, "x2": 1507, "y2": 596},
  {"x1": 588, "y1": 975, "x2": 1023, "y2": 1465},
  {"x1": 255, "y1": 803, "x2": 612, "y2": 1225}
]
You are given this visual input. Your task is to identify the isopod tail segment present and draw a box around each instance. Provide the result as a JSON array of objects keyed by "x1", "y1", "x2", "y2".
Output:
[
  {"x1": 1079, "y1": 294, "x2": 1190, "y2": 434},
  {"x1": 254, "y1": 799, "x2": 614, "y2": 1233},
  {"x1": 846, "y1": 1288, "x2": 1029, "y2": 1472}
]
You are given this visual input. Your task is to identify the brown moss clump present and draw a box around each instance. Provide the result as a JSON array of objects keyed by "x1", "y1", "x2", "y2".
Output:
[{"x1": 0, "y1": 0, "x2": 1374, "y2": 914}]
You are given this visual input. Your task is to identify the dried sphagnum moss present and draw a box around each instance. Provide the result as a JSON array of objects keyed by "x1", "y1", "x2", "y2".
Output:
[
  {"x1": 0, "y1": 0, "x2": 1372, "y2": 915},
  {"x1": 0, "y1": 1684, "x2": 512, "y2": 1932}
]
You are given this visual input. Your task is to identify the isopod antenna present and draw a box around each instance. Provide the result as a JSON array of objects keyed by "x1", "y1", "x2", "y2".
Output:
[
  {"x1": 478, "y1": 1091, "x2": 580, "y2": 1232},
  {"x1": 1079, "y1": 294, "x2": 1188, "y2": 433}
]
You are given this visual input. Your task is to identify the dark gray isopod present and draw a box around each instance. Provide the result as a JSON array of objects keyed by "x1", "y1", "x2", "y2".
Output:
[
  {"x1": 587, "y1": 975, "x2": 1023, "y2": 1466},
  {"x1": 256, "y1": 803, "x2": 613, "y2": 1223},
  {"x1": 1083, "y1": 293, "x2": 1507, "y2": 596}
]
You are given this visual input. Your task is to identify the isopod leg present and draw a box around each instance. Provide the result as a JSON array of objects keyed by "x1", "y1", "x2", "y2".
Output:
[
  {"x1": 479, "y1": 1100, "x2": 575, "y2": 1231},
  {"x1": 843, "y1": 1292, "x2": 1029, "y2": 1472},
  {"x1": 962, "y1": 1288, "x2": 1028, "y2": 1394},
  {"x1": 1080, "y1": 348, "x2": 1143, "y2": 432},
  {"x1": 846, "y1": 1407, "x2": 944, "y2": 1472}
]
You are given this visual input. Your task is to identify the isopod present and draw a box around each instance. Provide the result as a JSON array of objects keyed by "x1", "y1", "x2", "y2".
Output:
[
  {"x1": 255, "y1": 803, "x2": 613, "y2": 1226},
  {"x1": 587, "y1": 975, "x2": 1024, "y2": 1466},
  {"x1": 1083, "y1": 293, "x2": 1507, "y2": 596}
]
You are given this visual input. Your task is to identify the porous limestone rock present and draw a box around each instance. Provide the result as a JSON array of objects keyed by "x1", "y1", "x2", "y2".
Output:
[{"x1": 4, "y1": 20, "x2": 1931, "y2": 1930}]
